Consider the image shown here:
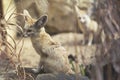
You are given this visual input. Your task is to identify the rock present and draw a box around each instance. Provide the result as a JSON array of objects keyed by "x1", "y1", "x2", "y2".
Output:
[
  {"x1": 36, "y1": 73, "x2": 89, "y2": 80},
  {"x1": 53, "y1": 33, "x2": 120, "y2": 66},
  {"x1": 46, "y1": 0, "x2": 76, "y2": 34},
  {"x1": 52, "y1": 33, "x2": 96, "y2": 65},
  {"x1": 14, "y1": 0, "x2": 95, "y2": 34},
  {"x1": 46, "y1": 0, "x2": 95, "y2": 34},
  {"x1": 52, "y1": 33, "x2": 84, "y2": 46}
]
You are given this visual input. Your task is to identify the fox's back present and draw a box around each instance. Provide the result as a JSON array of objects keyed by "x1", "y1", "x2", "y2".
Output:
[{"x1": 88, "y1": 20, "x2": 98, "y2": 33}]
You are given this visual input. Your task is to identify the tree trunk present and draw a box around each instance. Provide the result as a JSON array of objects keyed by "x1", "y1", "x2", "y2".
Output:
[{"x1": 96, "y1": 0, "x2": 120, "y2": 41}]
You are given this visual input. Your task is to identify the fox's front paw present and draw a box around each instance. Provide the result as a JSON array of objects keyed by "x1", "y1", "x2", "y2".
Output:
[
  {"x1": 23, "y1": 67, "x2": 45, "y2": 74},
  {"x1": 32, "y1": 68, "x2": 40, "y2": 74}
]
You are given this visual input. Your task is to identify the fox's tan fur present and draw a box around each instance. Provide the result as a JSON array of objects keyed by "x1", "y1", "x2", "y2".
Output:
[
  {"x1": 72, "y1": 0, "x2": 104, "y2": 45},
  {"x1": 78, "y1": 12, "x2": 98, "y2": 45},
  {"x1": 23, "y1": 10, "x2": 74, "y2": 74},
  {"x1": 76, "y1": 9, "x2": 98, "y2": 45}
]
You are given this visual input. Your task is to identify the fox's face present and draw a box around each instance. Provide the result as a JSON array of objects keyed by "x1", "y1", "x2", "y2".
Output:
[
  {"x1": 23, "y1": 10, "x2": 48, "y2": 37},
  {"x1": 78, "y1": 14, "x2": 89, "y2": 24},
  {"x1": 75, "y1": 6, "x2": 90, "y2": 24}
]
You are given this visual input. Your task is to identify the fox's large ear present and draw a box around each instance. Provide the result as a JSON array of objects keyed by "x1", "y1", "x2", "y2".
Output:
[
  {"x1": 34, "y1": 14, "x2": 48, "y2": 29},
  {"x1": 23, "y1": 9, "x2": 35, "y2": 26},
  {"x1": 23, "y1": 10, "x2": 32, "y2": 18},
  {"x1": 23, "y1": 10, "x2": 32, "y2": 22}
]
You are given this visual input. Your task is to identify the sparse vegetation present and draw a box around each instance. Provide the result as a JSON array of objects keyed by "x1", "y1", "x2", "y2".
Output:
[{"x1": 0, "y1": 0, "x2": 120, "y2": 80}]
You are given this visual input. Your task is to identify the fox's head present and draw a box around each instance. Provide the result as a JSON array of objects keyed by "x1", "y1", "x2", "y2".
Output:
[
  {"x1": 23, "y1": 10, "x2": 48, "y2": 37},
  {"x1": 78, "y1": 14, "x2": 90, "y2": 24},
  {"x1": 75, "y1": 6, "x2": 90, "y2": 24}
]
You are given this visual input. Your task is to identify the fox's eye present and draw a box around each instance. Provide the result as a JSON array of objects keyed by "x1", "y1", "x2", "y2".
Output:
[
  {"x1": 27, "y1": 29, "x2": 32, "y2": 32},
  {"x1": 78, "y1": 17, "x2": 81, "y2": 19}
]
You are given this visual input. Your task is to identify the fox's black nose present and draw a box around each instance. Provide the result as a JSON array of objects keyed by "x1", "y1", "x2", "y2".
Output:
[
  {"x1": 23, "y1": 29, "x2": 29, "y2": 37},
  {"x1": 23, "y1": 32, "x2": 28, "y2": 37}
]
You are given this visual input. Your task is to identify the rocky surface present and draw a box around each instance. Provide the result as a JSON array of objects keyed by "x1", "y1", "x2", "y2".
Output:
[
  {"x1": 36, "y1": 73, "x2": 89, "y2": 80},
  {"x1": 14, "y1": 0, "x2": 95, "y2": 34},
  {"x1": 0, "y1": 71, "x2": 89, "y2": 80}
]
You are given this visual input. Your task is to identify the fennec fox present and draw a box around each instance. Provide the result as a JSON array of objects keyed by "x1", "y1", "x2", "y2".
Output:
[
  {"x1": 78, "y1": 11, "x2": 98, "y2": 45},
  {"x1": 72, "y1": 1, "x2": 104, "y2": 45},
  {"x1": 77, "y1": 10, "x2": 105, "y2": 45},
  {"x1": 23, "y1": 10, "x2": 74, "y2": 74}
]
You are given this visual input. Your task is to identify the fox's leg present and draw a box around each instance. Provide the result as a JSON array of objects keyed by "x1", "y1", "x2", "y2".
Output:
[
  {"x1": 23, "y1": 61, "x2": 44, "y2": 74},
  {"x1": 82, "y1": 35, "x2": 86, "y2": 45},
  {"x1": 83, "y1": 33, "x2": 89, "y2": 45},
  {"x1": 101, "y1": 30, "x2": 106, "y2": 43},
  {"x1": 32, "y1": 61, "x2": 45, "y2": 74},
  {"x1": 88, "y1": 33, "x2": 93, "y2": 46}
]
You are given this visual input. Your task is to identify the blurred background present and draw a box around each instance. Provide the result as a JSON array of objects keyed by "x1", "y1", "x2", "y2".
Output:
[{"x1": 0, "y1": 0, "x2": 120, "y2": 80}]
